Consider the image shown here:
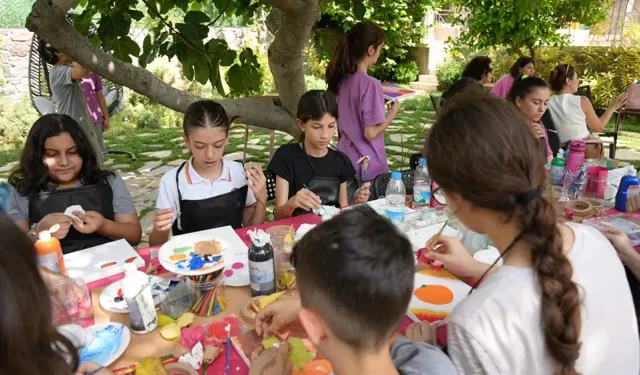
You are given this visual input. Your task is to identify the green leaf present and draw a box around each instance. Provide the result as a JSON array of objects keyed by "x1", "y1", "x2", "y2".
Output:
[
  {"x1": 227, "y1": 61, "x2": 261, "y2": 94},
  {"x1": 193, "y1": 52, "x2": 211, "y2": 85},
  {"x1": 112, "y1": 35, "x2": 140, "y2": 63},
  {"x1": 175, "y1": 0, "x2": 190, "y2": 12},
  {"x1": 220, "y1": 50, "x2": 237, "y2": 66},
  {"x1": 128, "y1": 9, "x2": 145, "y2": 21},
  {"x1": 353, "y1": 0, "x2": 366, "y2": 19},
  {"x1": 176, "y1": 23, "x2": 205, "y2": 49},
  {"x1": 185, "y1": 11, "x2": 210, "y2": 25},
  {"x1": 98, "y1": 11, "x2": 131, "y2": 45},
  {"x1": 209, "y1": 61, "x2": 220, "y2": 89}
]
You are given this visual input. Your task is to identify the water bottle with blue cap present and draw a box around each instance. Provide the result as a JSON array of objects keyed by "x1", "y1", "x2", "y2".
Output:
[
  {"x1": 385, "y1": 171, "x2": 406, "y2": 224},
  {"x1": 0, "y1": 182, "x2": 9, "y2": 213}
]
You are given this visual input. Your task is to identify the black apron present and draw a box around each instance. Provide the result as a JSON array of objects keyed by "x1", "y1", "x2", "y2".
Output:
[
  {"x1": 29, "y1": 180, "x2": 115, "y2": 254},
  {"x1": 172, "y1": 161, "x2": 248, "y2": 235},
  {"x1": 292, "y1": 145, "x2": 343, "y2": 217}
]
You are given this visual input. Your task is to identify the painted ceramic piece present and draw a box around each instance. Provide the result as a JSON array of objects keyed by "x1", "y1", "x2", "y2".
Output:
[
  {"x1": 408, "y1": 268, "x2": 471, "y2": 323},
  {"x1": 79, "y1": 322, "x2": 130, "y2": 367},
  {"x1": 99, "y1": 276, "x2": 175, "y2": 313},
  {"x1": 159, "y1": 235, "x2": 229, "y2": 276}
]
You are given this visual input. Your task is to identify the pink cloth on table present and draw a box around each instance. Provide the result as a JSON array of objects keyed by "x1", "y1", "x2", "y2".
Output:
[{"x1": 490, "y1": 74, "x2": 515, "y2": 98}]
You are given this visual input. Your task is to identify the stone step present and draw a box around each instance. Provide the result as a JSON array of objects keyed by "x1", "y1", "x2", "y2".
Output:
[
  {"x1": 418, "y1": 74, "x2": 438, "y2": 84},
  {"x1": 409, "y1": 81, "x2": 438, "y2": 92}
]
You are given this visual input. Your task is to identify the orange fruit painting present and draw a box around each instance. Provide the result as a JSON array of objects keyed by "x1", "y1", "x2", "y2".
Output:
[{"x1": 414, "y1": 284, "x2": 454, "y2": 305}]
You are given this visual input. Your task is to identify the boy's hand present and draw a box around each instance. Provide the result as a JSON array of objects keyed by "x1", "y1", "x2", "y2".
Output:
[
  {"x1": 602, "y1": 227, "x2": 638, "y2": 264},
  {"x1": 255, "y1": 295, "x2": 301, "y2": 337},
  {"x1": 353, "y1": 182, "x2": 371, "y2": 204},
  {"x1": 250, "y1": 342, "x2": 292, "y2": 375},
  {"x1": 405, "y1": 321, "x2": 437, "y2": 346},
  {"x1": 153, "y1": 208, "x2": 174, "y2": 232},
  {"x1": 72, "y1": 211, "x2": 106, "y2": 234},
  {"x1": 288, "y1": 189, "x2": 321, "y2": 212}
]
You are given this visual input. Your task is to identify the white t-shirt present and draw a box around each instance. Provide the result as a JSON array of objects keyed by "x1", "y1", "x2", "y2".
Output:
[
  {"x1": 155, "y1": 157, "x2": 256, "y2": 223},
  {"x1": 548, "y1": 94, "x2": 590, "y2": 142},
  {"x1": 448, "y1": 223, "x2": 639, "y2": 375}
]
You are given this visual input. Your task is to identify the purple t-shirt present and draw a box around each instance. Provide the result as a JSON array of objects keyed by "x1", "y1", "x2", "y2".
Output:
[
  {"x1": 337, "y1": 72, "x2": 388, "y2": 181},
  {"x1": 80, "y1": 72, "x2": 104, "y2": 124}
]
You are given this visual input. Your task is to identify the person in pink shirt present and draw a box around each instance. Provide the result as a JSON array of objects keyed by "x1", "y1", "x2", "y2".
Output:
[
  {"x1": 491, "y1": 57, "x2": 535, "y2": 98},
  {"x1": 80, "y1": 72, "x2": 110, "y2": 152},
  {"x1": 506, "y1": 75, "x2": 553, "y2": 162},
  {"x1": 326, "y1": 21, "x2": 400, "y2": 182}
]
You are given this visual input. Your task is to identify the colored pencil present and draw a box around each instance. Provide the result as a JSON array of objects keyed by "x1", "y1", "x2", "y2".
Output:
[{"x1": 225, "y1": 325, "x2": 231, "y2": 375}]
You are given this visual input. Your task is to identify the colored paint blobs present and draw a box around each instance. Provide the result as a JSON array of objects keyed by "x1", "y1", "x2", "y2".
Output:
[
  {"x1": 224, "y1": 269, "x2": 234, "y2": 277},
  {"x1": 231, "y1": 262, "x2": 244, "y2": 270},
  {"x1": 124, "y1": 256, "x2": 137, "y2": 263},
  {"x1": 174, "y1": 246, "x2": 192, "y2": 254},
  {"x1": 100, "y1": 261, "x2": 117, "y2": 269},
  {"x1": 188, "y1": 256, "x2": 204, "y2": 270},
  {"x1": 414, "y1": 284, "x2": 454, "y2": 305},
  {"x1": 169, "y1": 254, "x2": 188, "y2": 261}
]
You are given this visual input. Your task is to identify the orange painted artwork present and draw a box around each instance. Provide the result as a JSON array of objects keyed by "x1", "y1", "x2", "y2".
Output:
[{"x1": 408, "y1": 267, "x2": 472, "y2": 323}]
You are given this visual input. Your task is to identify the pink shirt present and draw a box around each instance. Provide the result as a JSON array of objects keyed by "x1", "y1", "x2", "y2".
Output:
[
  {"x1": 80, "y1": 72, "x2": 104, "y2": 124},
  {"x1": 490, "y1": 74, "x2": 515, "y2": 98},
  {"x1": 337, "y1": 72, "x2": 389, "y2": 181}
]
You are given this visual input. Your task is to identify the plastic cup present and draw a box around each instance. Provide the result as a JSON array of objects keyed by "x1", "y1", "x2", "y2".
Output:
[{"x1": 50, "y1": 277, "x2": 94, "y2": 328}]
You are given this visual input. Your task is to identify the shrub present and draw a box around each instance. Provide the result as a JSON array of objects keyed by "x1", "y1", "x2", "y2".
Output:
[
  {"x1": 0, "y1": 95, "x2": 39, "y2": 146},
  {"x1": 393, "y1": 61, "x2": 419, "y2": 84},
  {"x1": 436, "y1": 60, "x2": 464, "y2": 91},
  {"x1": 305, "y1": 75, "x2": 328, "y2": 90}
]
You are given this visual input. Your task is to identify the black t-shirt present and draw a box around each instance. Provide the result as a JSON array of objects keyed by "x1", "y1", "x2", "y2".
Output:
[{"x1": 268, "y1": 143, "x2": 357, "y2": 199}]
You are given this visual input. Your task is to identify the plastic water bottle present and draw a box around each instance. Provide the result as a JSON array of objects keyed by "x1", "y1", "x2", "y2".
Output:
[
  {"x1": 386, "y1": 171, "x2": 406, "y2": 224},
  {"x1": 122, "y1": 263, "x2": 158, "y2": 334},
  {"x1": 413, "y1": 158, "x2": 431, "y2": 209}
]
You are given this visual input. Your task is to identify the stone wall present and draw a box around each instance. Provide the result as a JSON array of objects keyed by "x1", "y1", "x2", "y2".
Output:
[
  {"x1": 0, "y1": 26, "x2": 271, "y2": 100},
  {"x1": 0, "y1": 28, "x2": 32, "y2": 99}
]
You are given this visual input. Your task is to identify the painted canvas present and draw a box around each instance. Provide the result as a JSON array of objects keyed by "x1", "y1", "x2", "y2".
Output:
[
  {"x1": 381, "y1": 83, "x2": 417, "y2": 101},
  {"x1": 64, "y1": 239, "x2": 145, "y2": 283},
  {"x1": 409, "y1": 268, "x2": 471, "y2": 323}
]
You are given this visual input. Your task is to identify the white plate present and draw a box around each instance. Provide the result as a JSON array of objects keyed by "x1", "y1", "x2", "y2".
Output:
[
  {"x1": 80, "y1": 323, "x2": 130, "y2": 367},
  {"x1": 99, "y1": 275, "x2": 172, "y2": 313},
  {"x1": 158, "y1": 234, "x2": 229, "y2": 276}
]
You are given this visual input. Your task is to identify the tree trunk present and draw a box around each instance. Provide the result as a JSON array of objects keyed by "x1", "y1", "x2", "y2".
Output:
[
  {"x1": 265, "y1": 0, "x2": 321, "y2": 118},
  {"x1": 528, "y1": 46, "x2": 536, "y2": 60},
  {"x1": 25, "y1": 0, "x2": 311, "y2": 136}
]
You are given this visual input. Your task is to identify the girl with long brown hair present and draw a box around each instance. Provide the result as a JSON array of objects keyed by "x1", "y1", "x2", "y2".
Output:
[
  {"x1": 0, "y1": 211, "x2": 113, "y2": 375},
  {"x1": 409, "y1": 93, "x2": 639, "y2": 374},
  {"x1": 325, "y1": 21, "x2": 398, "y2": 182}
]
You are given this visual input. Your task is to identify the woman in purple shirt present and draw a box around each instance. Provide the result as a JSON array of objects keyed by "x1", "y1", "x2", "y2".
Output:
[
  {"x1": 507, "y1": 75, "x2": 553, "y2": 162},
  {"x1": 326, "y1": 21, "x2": 400, "y2": 181}
]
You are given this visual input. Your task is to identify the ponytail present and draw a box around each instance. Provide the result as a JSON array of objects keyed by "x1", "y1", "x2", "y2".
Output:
[
  {"x1": 549, "y1": 64, "x2": 575, "y2": 93},
  {"x1": 517, "y1": 191, "x2": 582, "y2": 375},
  {"x1": 325, "y1": 21, "x2": 385, "y2": 95}
]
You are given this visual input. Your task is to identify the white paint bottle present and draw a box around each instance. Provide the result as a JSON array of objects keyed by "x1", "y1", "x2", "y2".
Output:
[{"x1": 122, "y1": 263, "x2": 158, "y2": 334}]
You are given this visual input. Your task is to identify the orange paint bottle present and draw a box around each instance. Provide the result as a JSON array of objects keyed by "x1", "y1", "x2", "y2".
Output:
[{"x1": 35, "y1": 228, "x2": 66, "y2": 275}]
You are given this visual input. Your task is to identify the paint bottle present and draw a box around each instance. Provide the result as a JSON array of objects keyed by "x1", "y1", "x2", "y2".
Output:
[
  {"x1": 122, "y1": 263, "x2": 158, "y2": 334},
  {"x1": 248, "y1": 229, "x2": 276, "y2": 297},
  {"x1": 35, "y1": 227, "x2": 66, "y2": 275},
  {"x1": 549, "y1": 157, "x2": 567, "y2": 186}
]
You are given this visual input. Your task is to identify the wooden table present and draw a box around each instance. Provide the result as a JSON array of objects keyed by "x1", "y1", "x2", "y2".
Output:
[{"x1": 88, "y1": 214, "x2": 322, "y2": 373}]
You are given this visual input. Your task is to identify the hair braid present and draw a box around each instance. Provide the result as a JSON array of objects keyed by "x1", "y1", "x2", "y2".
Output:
[{"x1": 517, "y1": 194, "x2": 582, "y2": 375}]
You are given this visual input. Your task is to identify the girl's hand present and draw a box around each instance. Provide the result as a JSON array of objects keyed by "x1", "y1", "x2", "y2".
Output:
[
  {"x1": 288, "y1": 189, "x2": 321, "y2": 212},
  {"x1": 612, "y1": 92, "x2": 628, "y2": 110},
  {"x1": 37, "y1": 213, "x2": 72, "y2": 240},
  {"x1": 72, "y1": 211, "x2": 106, "y2": 234},
  {"x1": 627, "y1": 195, "x2": 640, "y2": 213},
  {"x1": 250, "y1": 342, "x2": 293, "y2": 375},
  {"x1": 102, "y1": 117, "x2": 110, "y2": 132},
  {"x1": 602, "y1": 227, "x2": 638, "y2": 265},
  {"x1": 245, "y1": 162, "x2": 268, "y2": 205},
  {"x1": 405, "y1": 321, "x2": 438, "y2": 345},
  {"x1": 353, "y1": 182, "x2": 371, "y2": 204},
  {"x1": 426, "y1": 235, "x2": 487, "y2": 277},
  {"x1": 528, "y1": 122, "x2": 545, "y2": 138},
  {"x1": 255, "y1": 295, "x2": 301, "y2": 337},
  {"x1": 387, "y1": 99, "x2": 401, "y2": 117},
  {"x1": 153, "y1": 208, "x2": 174, "y2": 232}
]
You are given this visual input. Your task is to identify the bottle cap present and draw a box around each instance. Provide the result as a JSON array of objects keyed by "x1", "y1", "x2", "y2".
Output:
[
  {"x1": 38, "y1": 230, "x2": 52, "y2": 241},
  {"x1": 122, "y1": 263, "x2": 137, "y2": 274},
  {"x1": 419, "y1": 158, "x2": 426, "y2": 165},
  {"x1": 391, "y1": 171, "x2": 402, "y2": 179},
  {"x1": 551, "y1": 157, "x2": 566, "y2": 167}
]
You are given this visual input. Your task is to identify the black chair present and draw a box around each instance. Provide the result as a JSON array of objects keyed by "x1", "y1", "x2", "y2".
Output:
[
  {"x1": 346, "y1": 175, "x2": 362, "y2": 203},
  {"x1": 409, "y1": 153, "x2": 422, "y2": 170},
  {"x1": 372, "y1": 170, "x2": 415, "y2": 200},
  {"x1": 265, "y1": 169, "x2": 277, "y2": 202},
  {"x1": 429, "y1": 94, "x2": 443, "y2": 117},
  {"x1": 541, "y1": 110, "x2": 561, "y2": 157}
]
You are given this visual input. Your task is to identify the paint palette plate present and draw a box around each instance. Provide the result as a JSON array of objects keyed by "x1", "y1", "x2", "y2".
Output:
[
  {"x1": 80, "y1": 322, "x2": 131, "y2": 367},
  {"x1": 158, "y1": 234, "x2": 228, "y2": 276},
  {"x1": 99, "y1": 275, "x2": 174, "y2": 313},
  {"x1": 408, "y1": 268, "x2": 471, "y2": 323}
]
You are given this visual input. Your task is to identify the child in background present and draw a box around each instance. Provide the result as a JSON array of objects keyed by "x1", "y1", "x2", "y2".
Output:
[
  {"x1": 506, "y1": 75, "x2": 553, "y2": 162},
  {"x1": 150, "y1": 100, "x2": 267, "y2": 246},
  {"x1": 326, "y1": 21, "x2": 399, "y2": 182},
  {"x1": 491, "y1": 57, "x2": 535, "y2": 97},
  {"x1": 38, "y1": 40, "x2": 103, "y2": 164},
  {"x1": 269, "y1": 90, "x2": 370, "y2": 219},
  {"x1": 7, "y1": 114, "x2": 141, "y2": 254},
  {"x1": 253, "y1": 206, "x2": 457, "y2": 375},
  {"x1": 80, "y1": 72, "x2": 111, "y2": 152}
]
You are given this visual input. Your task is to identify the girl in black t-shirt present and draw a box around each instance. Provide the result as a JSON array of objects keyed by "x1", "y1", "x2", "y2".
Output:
[{"x1": 269, "y1": 90, "x2": 371, "y2": 219}]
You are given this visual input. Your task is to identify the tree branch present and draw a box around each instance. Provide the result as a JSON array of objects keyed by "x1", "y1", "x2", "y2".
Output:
[
  {"x1": 26, "y1": 0, "x2": 298, "y2": 135},
  {"x1": 264, "y1": 0, "x2": 320, "y2": 117}
]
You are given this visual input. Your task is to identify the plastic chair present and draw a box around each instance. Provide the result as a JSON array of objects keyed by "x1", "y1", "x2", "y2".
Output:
[
  {"x1": 372, "y1": 170, "x2": 415, "y2": 200},
  {"x1": 541, "y1": 110, "x2": 561, "y2": 157},
  {"x1": 265, "y1": 169, "x2": 277, "y2": 202}
]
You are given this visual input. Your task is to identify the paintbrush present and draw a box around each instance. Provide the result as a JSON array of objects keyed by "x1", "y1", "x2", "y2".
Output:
[
  {"x1": 225, "y1": 324, "x2": 231, "y2": 375},
  {"x1": 425, "y1": 220, "x2": 449, "y2": 252},
  {"x1": 303, "y1": 184, "x2": 327, "y2": 215},
  {"x1": 85, "y1": 366, "x2": 106, "y2": 375}
]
